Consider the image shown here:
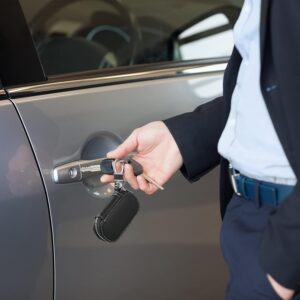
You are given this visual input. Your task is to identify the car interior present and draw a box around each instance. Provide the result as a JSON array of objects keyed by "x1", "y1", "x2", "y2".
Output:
[{"x1": 20, "y1": 0, "x2": 242, "y2": 76}]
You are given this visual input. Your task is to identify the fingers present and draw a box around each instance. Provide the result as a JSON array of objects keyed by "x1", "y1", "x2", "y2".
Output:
[
  {"x1": 124, "y1": 164, "x2": 139, "y2": 190},
  {"x1": 107, "y1": 130, "x2": 138, "y2": 159},
  {"x1": 267, "y1": 275, "x2": 295, "y2": 300},
  {"x1": 100, "y1": 174, "x2": 114, "y2": 183},
  {"x1": 137, "y1": 175, "x2": 158, "y2": 195},
  {"x1": 101, "y1": 171, "x2": 158, "y2": 195}
]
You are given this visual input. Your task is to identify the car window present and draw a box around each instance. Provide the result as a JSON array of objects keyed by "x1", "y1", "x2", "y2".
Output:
[
  {"x1": 20, "y1": 0, "x2": 243, "y2": 76},
  {"x1": 177, "y1": 12, "x2": 234, "y2": 60}
]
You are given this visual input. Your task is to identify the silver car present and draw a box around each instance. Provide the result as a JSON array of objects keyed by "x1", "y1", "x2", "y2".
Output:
[{"x1": 0, "y1": 0, "x2": 242, "y2": 299}]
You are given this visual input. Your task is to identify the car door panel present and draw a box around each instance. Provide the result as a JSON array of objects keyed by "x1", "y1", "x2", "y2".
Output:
[
  {"x1": 0, "y1": 98, "x2": 53, "y2": 300},
  {"x1": 10, "y1": 70, "x2": 227, "y2": 300}
]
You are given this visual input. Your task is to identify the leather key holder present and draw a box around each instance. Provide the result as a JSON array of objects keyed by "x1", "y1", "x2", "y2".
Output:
[{"x1": 94, "y1": 189, "x2": 139, "y2": 242}]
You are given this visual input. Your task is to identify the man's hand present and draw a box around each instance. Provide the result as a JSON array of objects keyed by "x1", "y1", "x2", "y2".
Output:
[
  {"x1": 101, "y1": 121, "x2": 183, "y2": 194},
  {"x1": 267, "y1": 274, "x2": 295, "y2": 300}
]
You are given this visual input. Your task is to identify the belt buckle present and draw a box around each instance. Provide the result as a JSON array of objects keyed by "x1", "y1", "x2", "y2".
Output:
[{"x1": 229, "y1": 163, "x2": 241, "y2": 196}]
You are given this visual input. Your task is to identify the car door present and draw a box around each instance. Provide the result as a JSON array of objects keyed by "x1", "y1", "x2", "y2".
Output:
[
  {"x1": 0, "y1": 94, "x2": 53, "y2": 299},
  {"x1": 4, "y1": 1, "x2": 242, "y2": 299},
  {"x1": 0, "y1": 4, "x2": 53, "y2": 299},
  {"x1": 0, "y1": 93, "x2": 53, "y2": 300}
]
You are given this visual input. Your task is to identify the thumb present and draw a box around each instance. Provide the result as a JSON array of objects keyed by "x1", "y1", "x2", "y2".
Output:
[{"x1": 107, "y1": 130, "x2": 138, "y2": 159}]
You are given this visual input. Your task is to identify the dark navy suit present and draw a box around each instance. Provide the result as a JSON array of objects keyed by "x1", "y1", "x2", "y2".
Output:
[{"x1": 164, "y1": 0, "x2": 300, "y2": 293}]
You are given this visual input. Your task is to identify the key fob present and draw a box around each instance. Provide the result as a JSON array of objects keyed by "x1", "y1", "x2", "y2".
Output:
[
  {"x1": 100, "y1": 159, "x2": 115, "y2": 175},
  {"x1": 94, "y1": 190, "x2": 139, "y2": 242},
  {"x1": 127, "y1": 158, "x2": 143, "y2": 176}
]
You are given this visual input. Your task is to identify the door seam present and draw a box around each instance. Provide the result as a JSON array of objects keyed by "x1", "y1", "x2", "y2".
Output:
[{"x1": 5, "y1": 89, "x2": 56, "y2": 300}]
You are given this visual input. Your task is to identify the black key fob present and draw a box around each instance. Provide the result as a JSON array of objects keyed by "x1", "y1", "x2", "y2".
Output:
[
  {"x1": 127, "y1": 158, "x2": 143, "y2": 176},
  {"x1": 100, "y1": 159, "x2": 115, "y2": 175},
  {"x1": 94, "y1": 190, "x2": 139, "y2": 242}
]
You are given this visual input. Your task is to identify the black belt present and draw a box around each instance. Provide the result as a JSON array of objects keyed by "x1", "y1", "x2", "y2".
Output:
[{"x1": 229, "y1": 164, "x2": 294, "y2": 207}]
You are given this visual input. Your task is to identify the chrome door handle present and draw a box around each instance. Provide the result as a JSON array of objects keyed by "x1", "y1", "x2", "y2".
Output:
[{"x1": 52, "y1": 158, "x2": 106, "y2": 184}]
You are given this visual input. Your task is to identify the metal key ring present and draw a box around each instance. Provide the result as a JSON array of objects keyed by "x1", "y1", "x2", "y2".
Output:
[{"x1": 112, "y1": 159, "x2": 126, "y2": 175}]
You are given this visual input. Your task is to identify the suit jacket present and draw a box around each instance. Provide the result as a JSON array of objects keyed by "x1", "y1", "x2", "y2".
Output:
[{"x1": 164, "y1": 0, "x2": 300, "y2": 290}]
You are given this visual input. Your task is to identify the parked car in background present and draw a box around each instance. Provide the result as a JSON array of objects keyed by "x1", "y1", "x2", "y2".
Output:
[{"x1": 0, "y1": 0, "x2": 242, "y2": 299}]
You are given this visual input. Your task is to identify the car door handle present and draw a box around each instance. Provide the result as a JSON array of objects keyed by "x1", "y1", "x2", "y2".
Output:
[{"x1": 52, "y1": 157, "x2": 110, "y2": 184}]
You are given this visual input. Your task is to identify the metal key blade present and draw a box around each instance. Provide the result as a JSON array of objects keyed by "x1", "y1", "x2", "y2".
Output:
[
  {"x1": 142, "y1": 173, "x2": 164, "y2": 191},
  {"x1": 126, "y1": 157, "x2": 164, "y2": 190}
]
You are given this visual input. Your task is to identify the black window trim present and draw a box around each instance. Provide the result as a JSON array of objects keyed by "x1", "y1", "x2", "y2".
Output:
[
  {"x1": 0, "y1": 89, "x2": 7, "y2": 101},
  {"x1": 0, "y1": 0, "x2": 47, "y2": 88}
]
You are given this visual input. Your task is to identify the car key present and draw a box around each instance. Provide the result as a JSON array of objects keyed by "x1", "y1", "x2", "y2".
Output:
[
  {"x1": 127, "y1": 157, "x2": 143, "y2": 176},
  {"x1": 99, "y1": 158, "x2": 115, "y2": 175},
  {"x1": 127, "y1": 157, "x2": 164, "y2": 190},
  {"x1": 94, "y1": 158, "x2": 140, "y2": 242},
  {"x1": 53, "y1": 158, "x2": 117, "y2": 184},
  {"x1": 112, "y1": 159, "x2": 126, "y2": 190},
  {"x1": 53, "y1": 157, "x2": 163, "y2": 190}
]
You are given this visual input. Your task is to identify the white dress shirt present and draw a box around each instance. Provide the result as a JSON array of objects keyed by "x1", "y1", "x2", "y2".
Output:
[{"x1": 217, "y1": 0, "x2": 297, "y2": 185}]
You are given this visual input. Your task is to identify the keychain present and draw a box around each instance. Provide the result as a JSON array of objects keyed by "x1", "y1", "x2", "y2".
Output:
[{"x1": 93, "y1": 159, "x2": 140, "y2": 242}]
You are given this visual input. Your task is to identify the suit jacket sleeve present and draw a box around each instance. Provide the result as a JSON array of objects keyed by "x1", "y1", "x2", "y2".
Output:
[{"x1": 163, "y1": 97, "x2": 226, "y2": 182}]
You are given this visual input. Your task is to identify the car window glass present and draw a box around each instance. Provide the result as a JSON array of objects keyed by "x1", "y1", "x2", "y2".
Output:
[
  {"x1": 19, "y1": 0, "x2": 243, "y2": 77},
  {"x1": 178, "y1": 13, "x2": 234, "y2": 60}
]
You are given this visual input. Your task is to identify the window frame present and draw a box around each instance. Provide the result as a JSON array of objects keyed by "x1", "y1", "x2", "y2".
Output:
[
  {"x1": 171, "y1": 5, "x2": 241, "y2": 60},
  {"x1": 1, "y1": 1, "x2": 240, "y2": 90},
  {"x1": 0, "y1": 0, "x2": 46, "y2": 88}
]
